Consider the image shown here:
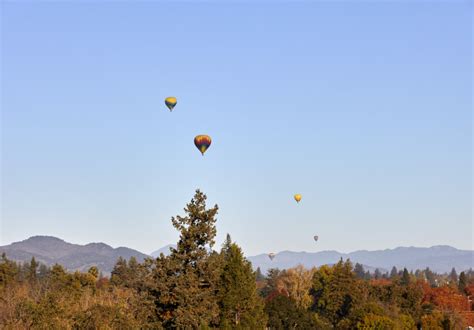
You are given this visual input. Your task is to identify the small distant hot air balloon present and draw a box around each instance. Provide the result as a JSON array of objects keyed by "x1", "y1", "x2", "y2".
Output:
[
  {"x1": 165, "y1": 97, "x2": 177, "y2": 112},
  {"x1": 268, "y1": 253, "x2": 276, "y2": 261},
  {"x1": 294, "y1": 194, "x2": 302, "y2": 203},
  {"x1": 194, "y1": 135, "x2": 212, "y2": 155},
  {"x1": 314, "y1": 235, "x2": 319, "y2": 242}
]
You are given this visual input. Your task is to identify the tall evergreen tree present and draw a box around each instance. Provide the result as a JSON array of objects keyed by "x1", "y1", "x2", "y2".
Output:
[
  {"x1": 110, "y1": 257, "x2": 129, "y2": 286},
  {"x1": 354, "y1": 263, "x2": 365, "y2": 279},
  {"x1": 396, "y1": 280, "x2": 424, "y2": 322},
  {"x1": 38, "y1": 264, "x2": 49, "y2": 279},
  {"x1": 218, "y1": 236, "x2": 266, "y2": 327},
  {"x1": 223, "y1": 233, "x2": 232, "y2": 251},
  {"x1": 312, "y1": 259, "x2": 364, "y2": 328},
  {"x1": 401, "y1": 268, "x2": 410, "y2": 286},
  {"x1": 390, "y1": 266, "x2": 398, "y2": 279},
  {"x1": 458, "y1": 271, "x2": 467, "y2": 294},
  {"x1": 0, "y1": 253, "x2": 18, "y2": 288},
  {"x1": 424, "y1": 267, "x2": 436, "y2": 287},
  {"x1": 449, "y1": 267, "x2": 458, "y2": 284},
  {"x1": 27, "y1": 257, "x2": 38, "y2": 283},
  {"x1": 151, "y1": 189, "x2": 221, "y2": 328},
  {"x1": 47, "y1": 263, "x2": 70, "y2": 292},
  {"x1": 364, "y1": 270, "x2": 371, "y2": 280}
]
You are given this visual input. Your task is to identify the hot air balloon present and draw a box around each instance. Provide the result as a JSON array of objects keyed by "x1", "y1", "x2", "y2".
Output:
[
  {"x1": 294, "y1": 194, "x2": 302, "y2": 203},
  {"x1": 194, "y1": 135, "x2": 212, "y2": 155},
  {"x1": 314, "y1": 235, "x2": 319, "y2": 242},
  {"x1": 165, "y1": 97, "x2": 177, "y2": 112},
  {"x1": 268, "y1": 253, "x2": 276, "y2": 261}
]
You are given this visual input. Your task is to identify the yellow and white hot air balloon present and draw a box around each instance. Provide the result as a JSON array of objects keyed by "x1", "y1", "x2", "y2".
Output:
[{"x1": 294, "y1": 194, "x2": 302, "y2": 203}]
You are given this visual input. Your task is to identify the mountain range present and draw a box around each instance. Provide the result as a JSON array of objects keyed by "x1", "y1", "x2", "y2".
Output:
[
  {"x1": 1, "y1": 236, "x2": 472, "y2": 275},
  {"x1": 0, "y1": 236, "x2": 149, "y2": 275},
  {"x1": 248, "y1": 246, "x2": 473, "y2": 274}
]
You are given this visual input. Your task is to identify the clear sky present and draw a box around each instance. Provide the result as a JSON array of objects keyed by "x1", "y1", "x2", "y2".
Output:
[{"x1": 1, "y1": 1, "x2": 472, "y2": 256}]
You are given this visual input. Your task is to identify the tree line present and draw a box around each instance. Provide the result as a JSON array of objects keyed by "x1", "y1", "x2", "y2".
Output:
[{"x1": 1, "y1": 190, "x2": 473, "y2": 329}]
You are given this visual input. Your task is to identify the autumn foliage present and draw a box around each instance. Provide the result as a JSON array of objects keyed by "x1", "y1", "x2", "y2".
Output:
[{"x1": 0, "y1": 190, "x2": 473, "y2": 329}]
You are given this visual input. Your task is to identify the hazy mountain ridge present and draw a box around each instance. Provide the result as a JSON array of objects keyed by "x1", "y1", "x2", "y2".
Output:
[
  {"x1": 1, "y1": 236, "x2": 472, "y2": 275},
  {"x1": 248, "y1": 245, "x2": 474, "y2": 273},
  {"x1": 151, "y1": 244, "x2": 176, "y2": 257},
  {"x1": 0, "y1": 236, "x2": 149, "y2": 275}
]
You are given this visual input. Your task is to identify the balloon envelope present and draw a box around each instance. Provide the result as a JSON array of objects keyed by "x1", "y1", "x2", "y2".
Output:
[
  {"x1": 294, "y1": 194, "x2": 302, "y2": 203},
  {"x1": 194, "y1": 135, "x2": 212, "y2": 155},
  {"x1": 268, "y1": 253, "x2": 276, "y2": 261},
  {"x1": 165, "y1": 97, "x2": 177, "y2": 111},
  {"x1": 314, "y1": 235, "x2": 319, "y2": 242}
]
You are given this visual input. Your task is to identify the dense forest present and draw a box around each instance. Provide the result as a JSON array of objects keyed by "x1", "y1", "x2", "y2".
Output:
[{"x1": 1, "y1": 190, "x2": 473, "y2": 329}]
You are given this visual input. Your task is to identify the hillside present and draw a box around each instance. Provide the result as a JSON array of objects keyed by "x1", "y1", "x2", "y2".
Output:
[{"x1": 0, "y1": 236, "x2": 149, "y2": 275}]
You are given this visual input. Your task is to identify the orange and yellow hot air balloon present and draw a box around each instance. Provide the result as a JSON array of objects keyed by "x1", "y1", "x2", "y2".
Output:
[
  {"x1": 194, "y1": 135, "x2": 212, "y2": 155},
  {"x1": 294, "y1": 194, "x2": 302, "y2": 203},
  {"x1": 165, "y1": 97, "x2": 177, "y2": 112}
]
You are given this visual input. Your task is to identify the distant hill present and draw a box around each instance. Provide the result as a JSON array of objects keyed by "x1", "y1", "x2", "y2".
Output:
[
  {"x1": 247, "y1": 246, "x2": 474, "y2": 274},
  {"x1": 0, "y1": 236, "x2": 150, "y2": 275},
  {"x1": 150, "y1": 244, "x2": 176, "y2": 258}
]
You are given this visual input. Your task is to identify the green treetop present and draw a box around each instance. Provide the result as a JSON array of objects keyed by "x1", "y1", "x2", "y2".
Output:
[
  {"x1": 218, "y1": 234, "x2": 267, "y2": 328},
  {"x1": 151, "y1": 189, "x2": 221, "y2": 328}
]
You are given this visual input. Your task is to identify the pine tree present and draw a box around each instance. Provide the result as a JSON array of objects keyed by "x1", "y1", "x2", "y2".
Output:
[
  {"x1": 312, "y1": 259, "x2": 364, "y2": 328},
  {"x1": 38, "y1": 264, "x2": 49, "y2": 279},
  {"x1": 151, "y1": 189, "x2": 221, "y2": 328},
  {"x1": 354, "y1": 263, "x2": 365, "y2": 279},
  {"x1": 364, "y1": 270, "x2": 371, "y2": 280},
  {"x1": 396, "y1": 279, "x2": 424, "y2": 322},
  {"x1": 218, "y1": 237, "x2": 266, "y2": 327},
  {"x1": 424, "y1": 267, "x2": 436, "y2": 286},
  {"x1": 48, "y1": 263, "x2": 70, "y2": 291},
  {"x1": 390, "y1": 266, "x2": 398, "y2": 279},
  {"x1": 110, "y1": 257, "x2": 129, "y2": 286},
  {"x1": 401, "y1": 268, "x2": 410, "y2": 286},
  {"x1": 458, "y1": 271, "x2": 467, "y2": 294},
  {"x1": 0, "y1": 253, "x2": 18, "y2": 288},
  {"x1": 449, "y1": 267, "x2": 458, "y2": 284},
  {"x1": 126, "y1": 256, "x2": 144, "y2": 290},
  {"x1": 27, "y1": 257, "x2": 38, "y2": 283},
  {"x1": 223, "y1": 233, "x2": 232, "y2": 251}
]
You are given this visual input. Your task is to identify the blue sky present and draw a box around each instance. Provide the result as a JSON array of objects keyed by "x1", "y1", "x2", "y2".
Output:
[{"x1": 1, "y1": 1, "x2": 472, "y2": 256}]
